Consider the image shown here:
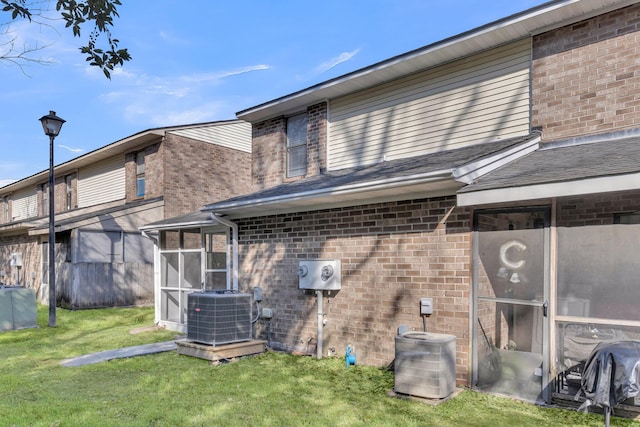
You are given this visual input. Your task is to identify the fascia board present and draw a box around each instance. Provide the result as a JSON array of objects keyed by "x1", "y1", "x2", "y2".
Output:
[
  {"x1": 453, "y1": 135, "x2": 541, "y2": 184},
  {"x1": 457, "y1": 172, "x2": 640, "y2": 207}
]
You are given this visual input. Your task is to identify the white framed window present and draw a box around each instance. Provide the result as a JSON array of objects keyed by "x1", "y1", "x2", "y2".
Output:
[
  {"x1": 65, "y1": 175, "x2": 73, "y2": 210},
  {"x1": 286, "y1": 113, "x2": 308, "y2": 177},
  {"x1": 41, "y1": 184, "x2": 48, "y2": 216},
  {"x1": 204, "y1": 231, "x2": 229, "y2": 290},
  {"x1": 159, "y1": 229, "x2": 207, "y2": 325},
  {"x1": 135, "y1": 151, "x2": 145, "y2": 197}
]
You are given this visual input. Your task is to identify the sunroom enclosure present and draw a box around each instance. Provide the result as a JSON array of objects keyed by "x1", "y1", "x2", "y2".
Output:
[
  {"x1": 472, "y1": 207, "x2": 550, "y2": 403},
  {"x1": 471, "y1": 202, "x2": 640, "y2": 407},
  {"x1": 156, "y1": 228, "x2": 230, "y2": 332},
  {"x1": 554, "y1": 212, "x2": 640, "y2": 404}
]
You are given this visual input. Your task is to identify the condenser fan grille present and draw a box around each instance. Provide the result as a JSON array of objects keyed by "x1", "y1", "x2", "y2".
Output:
[{"x1": 187, "y1": 291, "x2": 252, "y2": 346}]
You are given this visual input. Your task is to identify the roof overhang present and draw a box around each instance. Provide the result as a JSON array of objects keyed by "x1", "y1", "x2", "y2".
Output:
[
  {"x1": 28, "y1": 198, "x2": 164, "y2": 235},
  {"x1": 237, "y1": 0, "x2": 637, "y2": 123},
  {"x1": 204, "y1": 171, "x2": 462, "y2": 218},
  {"x1": 200, "y1": 133, "x2": 541, "y2": 219},
  {"x1": 1, "y1": 120, "x2": 244, "y2": 194},
  {"x1": 0, "y1": 221, "x2": 43, "y2": 236},
  {"x1": 453, "y1": 134, "x2": 541, "y2": 184},
  {"x1": 0, "y1": 130, "x2": 166, "y2": 193},
  {"x1": 139, "y1": 210, "x2": 228, "y2": 233},
  {"x1": 457, "y1": 172, "x2": 640, "y2": 207}
]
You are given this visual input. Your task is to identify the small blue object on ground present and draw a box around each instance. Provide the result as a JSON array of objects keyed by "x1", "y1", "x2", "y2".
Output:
[{"x1": 346, "y1": 345, "x2": 356, "y2": 368}]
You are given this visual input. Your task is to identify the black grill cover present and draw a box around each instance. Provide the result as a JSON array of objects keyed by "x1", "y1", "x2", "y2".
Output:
[{"x1": 580, "y1": 341, "x2": 640, "y2": 409}]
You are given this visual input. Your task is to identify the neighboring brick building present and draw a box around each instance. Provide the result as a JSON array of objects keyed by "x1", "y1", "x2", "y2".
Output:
[
  {"x1": 143, "y1": 0, "x2": 640, "y2": 409},
  {"x1": 0, "y1": 120, "x2": 251, "y2": 309}
]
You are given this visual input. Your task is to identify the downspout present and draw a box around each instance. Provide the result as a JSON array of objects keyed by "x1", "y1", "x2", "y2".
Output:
[
  {"x1": 141, "y1": 230, "x2": 158, "y2": 244},
  {"x1": 209, "y1": 213, "x2": 239, "y2": 291},
  {"x1": 141, "y1": 230, "x2": 161, "y2": 325}
]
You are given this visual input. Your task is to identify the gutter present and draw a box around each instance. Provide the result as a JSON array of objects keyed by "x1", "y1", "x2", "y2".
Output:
[
  {"x1": 141, "y1": 230, "x2": 159, "y2": 244},
  {"x1": 203, "y1": 169, "x2": 454, "y2": 212},
  {"x1": 139, "y1": 219, "x2": 216, "y2": 232}
]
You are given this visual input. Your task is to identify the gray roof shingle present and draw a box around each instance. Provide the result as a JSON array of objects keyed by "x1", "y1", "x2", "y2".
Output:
[
  {"x1": 458, "y1": 131, "x2": 640, "y2": 193},
  {"x1": 204, "y1": 134, "x2": 533, "y2": 210}
]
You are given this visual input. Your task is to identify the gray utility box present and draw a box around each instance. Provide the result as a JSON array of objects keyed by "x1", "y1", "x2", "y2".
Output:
[
  {"x1": 298, "y1": 259, "x2": 341, "y2": 291},
  {"x1": 187, "y1": 290, "x2": 252, "y2": 346},
  {"x1": 0, "y1": 286, "x2": 37, "y2": 332},
  {"x1": 394, "y1": 332, "x2": 456, "y2": 399}
]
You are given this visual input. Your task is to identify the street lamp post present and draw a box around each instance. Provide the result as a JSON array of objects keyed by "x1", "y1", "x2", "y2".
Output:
[{"x1": 39, "y1": 111, "x2": 65, "y2": 327}]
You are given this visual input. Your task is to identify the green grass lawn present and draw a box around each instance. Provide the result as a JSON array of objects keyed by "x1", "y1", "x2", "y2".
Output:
[{"x1": 1, "y1": 306, "x2": 637, "y2": 426}]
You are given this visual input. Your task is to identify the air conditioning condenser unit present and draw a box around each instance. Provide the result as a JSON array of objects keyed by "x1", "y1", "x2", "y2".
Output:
[{"x1": 187, "y1": 290, "x2": 252, "y2": 346}]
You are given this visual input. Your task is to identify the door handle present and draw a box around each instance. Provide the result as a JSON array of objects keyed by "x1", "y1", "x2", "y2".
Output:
[{"x1": 542, "y1": 301, "x2": 548, "y2": 317}]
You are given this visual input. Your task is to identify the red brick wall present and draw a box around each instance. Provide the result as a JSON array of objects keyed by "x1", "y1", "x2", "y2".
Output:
[
  {"x1": 237, "y1": 196, "x2": 472, "y2": 384},
  {"x1": 35, "y1": 172, "x2": 77, "y2": 216},
  {"x1": 532, "y1": 4, "x2": 640, "y2": 140},
  {"x1": 251, "y1": 102, "x2": 327, "y2": 190},
  {"x1": 125, "y1": 142, "x2": 162, "y2": 203},
  {"x1": 161, "y1": 134, "x2": 252, "y2": 219},
  {"x1": 0, "y1": 196, "x2": 9, "y2": 223},
  {"x1": 252, "y1": 117, "x2": 285, "y2": 190},
  {"x1": 306, "y1": 102, "x2": 327, "y2": 175},
  {"x1": 557, "y1": 190, "x2": 640, "y2": 226}
]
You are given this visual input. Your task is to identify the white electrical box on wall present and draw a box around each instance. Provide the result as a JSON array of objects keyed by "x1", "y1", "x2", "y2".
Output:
[
  {"x1": 10, "y1": 253, "x2": 23, "y2": 267},
  {"x1": 420, "y1": 298, "x2": 433, "y2": 315},
  {"x1": 298, "y1": 259, "x2": 341, "y2": 291}
]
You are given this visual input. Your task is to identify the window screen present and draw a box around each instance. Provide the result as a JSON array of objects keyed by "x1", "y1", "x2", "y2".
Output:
[
  {"x1": 65, "y1": 175, "x2": 73, "y2": 210},
  {"x1": 136, "y1": 152, "x2": 145, "y2": 197},
  {"x1": 557, "y1": 223, "x2": 640, "y2": 321}
]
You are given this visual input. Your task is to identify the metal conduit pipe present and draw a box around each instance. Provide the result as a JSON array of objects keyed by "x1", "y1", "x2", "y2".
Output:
[{"x1": 316, "y1": 289, "x2": 323, "y2": 359}]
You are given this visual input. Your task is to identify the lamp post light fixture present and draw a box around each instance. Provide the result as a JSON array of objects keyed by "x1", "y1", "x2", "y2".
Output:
[{"x1": 39, "y1": 110, "x2": 65, "y2": 327}]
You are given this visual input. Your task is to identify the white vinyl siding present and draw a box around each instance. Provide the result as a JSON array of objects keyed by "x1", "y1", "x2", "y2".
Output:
[
  {"x1": 11, "y1": 187, "x2": 38, "y2": 220},
  {"x1": 77, "y1": 155, "x2": 126, "y2": 208},
  {"x1": 169, "y1": 121, "x2": 252, "y2": 153},
  {"x1": 329, "y1": 38, "x2": 531, "y2": 170}
]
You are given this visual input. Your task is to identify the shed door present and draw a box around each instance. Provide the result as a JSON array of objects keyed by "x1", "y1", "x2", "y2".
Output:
[{"x1": 472, "y1": 207, "x2": 550, "y2": 403}]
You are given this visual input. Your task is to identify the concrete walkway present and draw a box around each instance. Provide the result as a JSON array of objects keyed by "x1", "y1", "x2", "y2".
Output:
[{"x1": 60, "y1": 341, "x2": 177, "y2": 367}]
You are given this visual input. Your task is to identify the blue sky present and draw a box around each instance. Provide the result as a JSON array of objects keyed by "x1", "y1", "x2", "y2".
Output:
[{"x1": 0, "y1": 0, "x2": 545, "y2": 186}]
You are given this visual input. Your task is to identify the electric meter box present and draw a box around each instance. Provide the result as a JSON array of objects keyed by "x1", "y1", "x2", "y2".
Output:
[
  {"x1": 420, "y1": 298, "x2": 433, "y2": 315},
  {"x1": 298, "y1": 259, "x2": 341, "y2": 291},
  {"x1": 10, "y1": 253, "x2": 22, "y2": 267}
]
